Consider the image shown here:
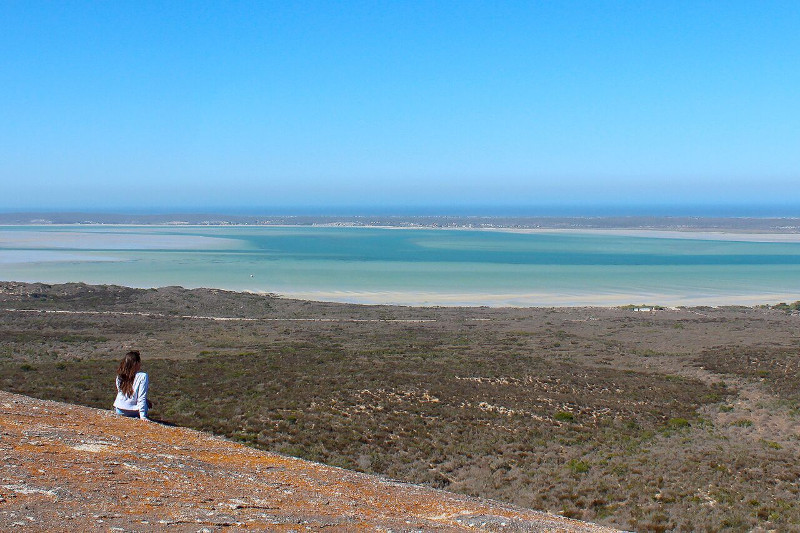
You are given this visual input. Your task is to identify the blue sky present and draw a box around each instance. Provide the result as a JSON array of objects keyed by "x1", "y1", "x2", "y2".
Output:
[{"x1": 1, "y1": 1, "x2": 798, "y2": 214}]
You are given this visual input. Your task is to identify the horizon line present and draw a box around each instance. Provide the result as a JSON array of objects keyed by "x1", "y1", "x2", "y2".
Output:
[{"x1": 3, "y1": 202, "x2": 800, "y2": 216}]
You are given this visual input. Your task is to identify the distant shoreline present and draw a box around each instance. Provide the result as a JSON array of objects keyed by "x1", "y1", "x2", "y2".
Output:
[
  {"x1": 2, "y1": 212, "x2": 800, "y2": 234},
  {"x1": 4, "y1": 221, "x2": 800, "y2": 243}
]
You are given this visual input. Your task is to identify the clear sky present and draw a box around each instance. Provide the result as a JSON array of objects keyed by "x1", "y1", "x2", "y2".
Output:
[{"x1": 1, "y1": 1, "x2": 798, "y2": 214}]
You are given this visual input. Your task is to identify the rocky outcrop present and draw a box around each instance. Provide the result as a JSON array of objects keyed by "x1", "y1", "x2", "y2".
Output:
[{"x1": 0, "y1": 390, "x2": 617, "y2": 532}]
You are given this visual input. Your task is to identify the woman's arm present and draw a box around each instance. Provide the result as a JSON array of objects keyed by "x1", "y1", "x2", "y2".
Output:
[{"x1": 135, "y1": 373, "x2": 150, "y2": 420}]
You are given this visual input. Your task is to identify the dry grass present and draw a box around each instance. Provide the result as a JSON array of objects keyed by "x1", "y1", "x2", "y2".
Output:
[{"x1": 2, "y1": 282, "x2": 800, "y2": 531}]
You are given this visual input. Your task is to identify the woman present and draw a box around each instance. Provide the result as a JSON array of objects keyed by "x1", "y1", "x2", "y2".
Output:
[{"x1": 113, "y1": 350, "x2": 150, "y2": 420}]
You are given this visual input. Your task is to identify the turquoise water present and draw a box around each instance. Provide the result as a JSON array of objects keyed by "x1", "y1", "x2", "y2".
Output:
[{"x1": 2, "y1": 225, "x2": 800, "y2": 306}]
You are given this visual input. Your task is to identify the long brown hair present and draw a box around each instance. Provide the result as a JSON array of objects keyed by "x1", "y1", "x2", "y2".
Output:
[{"x1": 117, "y1": 350, "x2": 141, "y2": 397}]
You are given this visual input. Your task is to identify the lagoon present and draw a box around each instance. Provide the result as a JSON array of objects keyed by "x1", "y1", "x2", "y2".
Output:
[{"x1": 1, "y1": 225, "x2": 799, "y2": 306}]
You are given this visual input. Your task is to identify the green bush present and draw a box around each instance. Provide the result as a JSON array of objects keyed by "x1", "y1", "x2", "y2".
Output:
[
  {"x1": 554, "y1": 411, "x2": 575, "y2": 422},
  {"x1": 567, "y1": 459, "x2": 590, "y2": 474},
  {"x1": 667, "y1": 417, "x2": 690, "y2": 429}
]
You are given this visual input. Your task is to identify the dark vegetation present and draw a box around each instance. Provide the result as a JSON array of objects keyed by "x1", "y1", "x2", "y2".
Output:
[
  {"x1": 772, "y1": 301, "x2": 800, "y2": 313},
  {"x1": 2, "y1": 282, "x2": 800, "y2": 531}
]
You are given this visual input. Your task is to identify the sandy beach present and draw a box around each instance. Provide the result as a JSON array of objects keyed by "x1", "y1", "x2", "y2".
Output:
[
  {"x1": 488, "y1": 227, "x2": 800, "y2": 243},
  {"x1": 271, "y1": 289, "x2": 799, "y2": 307}
]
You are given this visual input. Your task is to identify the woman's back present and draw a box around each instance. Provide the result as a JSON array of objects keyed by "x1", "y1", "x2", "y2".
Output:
[{"x1": 113, "y1": 350, "x2": 149, "y2": 420}]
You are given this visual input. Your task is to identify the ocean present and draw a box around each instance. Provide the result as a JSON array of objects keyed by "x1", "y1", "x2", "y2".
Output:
[{"x1": 2, "y1": 225, "x2": 800, "y2": 306}]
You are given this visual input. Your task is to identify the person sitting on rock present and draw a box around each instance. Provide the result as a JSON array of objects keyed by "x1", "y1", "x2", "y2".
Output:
[{"x1": 113, "y1": 350, "x2": 151, "y2": 420}]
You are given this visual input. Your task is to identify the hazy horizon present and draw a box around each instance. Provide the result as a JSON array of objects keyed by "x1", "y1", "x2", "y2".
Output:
[
  {"x1": 3, "y1": 204, "x2": 800, "y2": 218},
  {"x1": 2, "y1": 2, "x2": 799, "y2": 212}
]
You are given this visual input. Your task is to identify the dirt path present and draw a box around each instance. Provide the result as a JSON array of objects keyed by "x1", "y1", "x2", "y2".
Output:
[{"x1": 2, "y1": 307, "x2": 438, "y2": 323}]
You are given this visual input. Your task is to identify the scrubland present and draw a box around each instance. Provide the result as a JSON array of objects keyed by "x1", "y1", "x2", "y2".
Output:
[{"x1": 1, "y1": 282, "x2": 799, "y2": 531}]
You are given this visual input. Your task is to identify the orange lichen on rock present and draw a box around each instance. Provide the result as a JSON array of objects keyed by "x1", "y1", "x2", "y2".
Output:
[{"x1": 0, "y1": 390, "x2": 618, "y2": 531}]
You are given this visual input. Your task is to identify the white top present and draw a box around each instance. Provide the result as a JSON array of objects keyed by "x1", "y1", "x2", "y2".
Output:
[{"x1": 113, "y1": 372, "x2": 149, "y2": 419}]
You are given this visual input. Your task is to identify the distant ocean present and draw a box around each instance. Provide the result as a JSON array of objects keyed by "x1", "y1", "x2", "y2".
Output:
[{"x1": 2, "y1": 225, "x2": 800, "y2": 306}]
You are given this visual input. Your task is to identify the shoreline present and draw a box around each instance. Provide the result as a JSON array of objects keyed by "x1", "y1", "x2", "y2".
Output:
[
  {"x1": 4, "y1": 279, "x2": 797, "y2": 309},
  {"x1": 265, "y1": 289, "x2": 798, "y2": 308}
]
